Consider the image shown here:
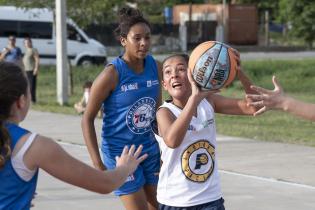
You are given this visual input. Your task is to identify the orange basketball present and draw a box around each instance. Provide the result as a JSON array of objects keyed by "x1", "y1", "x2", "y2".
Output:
[{"x1": 188, "y1": 41, "x2": 238, "y2": 90}]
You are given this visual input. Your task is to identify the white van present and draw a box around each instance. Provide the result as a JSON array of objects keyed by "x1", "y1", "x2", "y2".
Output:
[{"x1": 0, "y1": 6, "x2": 107, "y2": 66}]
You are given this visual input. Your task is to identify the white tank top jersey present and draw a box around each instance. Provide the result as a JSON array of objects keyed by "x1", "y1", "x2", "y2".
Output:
[{"x1": 155, "y1": 99, "x2": 222, "y2": 207}]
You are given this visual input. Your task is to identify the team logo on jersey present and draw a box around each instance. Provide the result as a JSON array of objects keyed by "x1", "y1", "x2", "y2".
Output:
[
  {"x1": 181, "y1": 140, "x2": 215, "y2": 182},
  {"x1": 121, "y1": 83, "x2": 138, "y2": 92},
  {"x1": 147, "y1": 79, "x2": 159, "y2": 87},
  {"x1": 125, "y1": 174, "x2": 135, "y2": 182},
  {"x1": 126, "y1": 97, "x2": 156, "y2": 134}
]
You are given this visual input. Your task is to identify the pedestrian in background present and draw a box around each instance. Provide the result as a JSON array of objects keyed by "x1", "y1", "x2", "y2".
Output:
[
  {"x1": 0, "y1": 35, "x2": 22, "y2": 67},
  {"x1": 23, "y1": 37, "x2": 40, "y2": 103},
  {"x1": 74, "y1": 81, "x2": 93, "y2": 114}
]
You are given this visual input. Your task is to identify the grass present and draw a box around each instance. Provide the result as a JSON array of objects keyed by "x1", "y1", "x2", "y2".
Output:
[
  {"x1": 33, "y1": 66, "x2": 103, "y2": 114},
  {"x1": 33, "y1": 59, "x2": 315, "y2": 146}
]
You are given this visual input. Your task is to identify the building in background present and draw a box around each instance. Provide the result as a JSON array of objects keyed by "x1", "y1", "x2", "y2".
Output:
[{"x1": 172, "y1": 3, "x2": 258, "y2": 46}]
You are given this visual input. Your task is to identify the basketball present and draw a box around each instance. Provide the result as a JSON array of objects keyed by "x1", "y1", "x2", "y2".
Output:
[{"x1": 188, "y1": 41, "x2": 238, "y2": 90}]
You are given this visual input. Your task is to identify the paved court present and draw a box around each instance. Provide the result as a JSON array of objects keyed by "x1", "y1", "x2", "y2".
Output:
[{"x1": 21, "y1": 110, "x2": 315, "y2": 210}]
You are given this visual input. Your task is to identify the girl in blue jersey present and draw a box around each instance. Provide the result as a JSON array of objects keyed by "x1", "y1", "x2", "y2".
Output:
[
  {"x1": 155, "y1": 54, "x2": 259, "y2": 210},
  {"x1": 0, "y1": 62, "x2": 147, "y2": 210},
  {"x1": 82, "y1": 6, "x2": 161, "y2": 210}
]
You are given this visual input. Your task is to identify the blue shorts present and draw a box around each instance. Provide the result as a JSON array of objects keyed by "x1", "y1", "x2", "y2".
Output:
[
  {"x1": 102, "y1": 148, "x2": 160, "y2": 196},
  {"x1": 158, "y1": 198, "x2": 225, "y2": 210}
]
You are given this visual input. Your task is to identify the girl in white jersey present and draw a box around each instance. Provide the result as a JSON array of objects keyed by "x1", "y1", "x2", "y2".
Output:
[{"x1": 155, "y1": 54, "x2": 259, "y2": 210}]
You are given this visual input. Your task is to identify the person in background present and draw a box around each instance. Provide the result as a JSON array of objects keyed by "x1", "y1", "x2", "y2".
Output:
[
  {"x1": 0, "y1": 61, "x2": 148, "y2": 210},
  {"x1": 0, "y1": 35, "x2": 22, "y2": 66},
  {"x1": 23, "y1": 37, "x2": 40, "y2": 103},
  {"x1": 246, "y1": 75, "x2": 315, "y2": 121},
  {"x1": 74, "y1": 81, "x2": 93, "y2": 114}
]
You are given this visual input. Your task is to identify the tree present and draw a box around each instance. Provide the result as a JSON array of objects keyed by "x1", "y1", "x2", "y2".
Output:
[
  {"x1": 0, "y1": 0, "x2": 125, "y2": 27},
  {"x1": 279, "y1": 0, "x2": 315, "y2": 49}
]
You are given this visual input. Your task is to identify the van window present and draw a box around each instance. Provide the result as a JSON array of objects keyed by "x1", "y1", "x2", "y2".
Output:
[
  {"x1": 67, "y1": 24, "x2": 86, "y2": 43},
  {"x1": 0, "y1": 20, "x2": 18, "y2": 36},
  {"x1": 0, "y1": 20, "x2": 52, "y2": 39}
]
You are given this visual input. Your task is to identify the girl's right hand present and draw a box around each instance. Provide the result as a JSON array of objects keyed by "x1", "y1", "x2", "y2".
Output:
[
  {"x1": 115, "y1": 145, "x2": 148, "y2": 174},
  {"x1": 187, "y1": 68, "x2": 218, "y2": 103}
]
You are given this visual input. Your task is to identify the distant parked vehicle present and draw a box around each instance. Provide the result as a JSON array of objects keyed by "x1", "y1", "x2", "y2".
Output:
[{"x1": 0, "y1": 6, "x2": 107, "y2": 66}]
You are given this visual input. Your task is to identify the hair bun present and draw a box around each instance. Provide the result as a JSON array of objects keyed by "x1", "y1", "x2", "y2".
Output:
[{"x1": 118, "y1": 6, "x2": 142, "y2": 22}]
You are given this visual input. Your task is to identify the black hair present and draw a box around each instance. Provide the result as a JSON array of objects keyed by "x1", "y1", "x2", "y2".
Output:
[
  {"x1": 0, "y1": 62, "x2": 28, "y2": 168},
  {"x1": 83, "y1": 81, "x2": 93, "y2": 89},
  {"x1": 162, "y1": 54, "x2": 189, "y2": 67},
  {"x1": 162, "y1": 53, "x2": 190, "y2": 79},
  {"x1": 114, "y1": 6, "x2": 151, "y2": 40},
  {"x1": 24, "y1": 37, "x2": 32, "y2": 42}
]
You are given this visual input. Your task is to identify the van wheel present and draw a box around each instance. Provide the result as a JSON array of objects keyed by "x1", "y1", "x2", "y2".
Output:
[{"x1": 79, "y1": 57, "x2": 93, "y2": 67}]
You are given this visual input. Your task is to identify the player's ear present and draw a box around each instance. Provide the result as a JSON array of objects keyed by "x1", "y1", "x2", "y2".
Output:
[
  {"x1": 161, "y1": 80, "x2": 168, "y2": 90},
  {"x1": 120, "y1": 36, "x2": 127, "y2": 47}
]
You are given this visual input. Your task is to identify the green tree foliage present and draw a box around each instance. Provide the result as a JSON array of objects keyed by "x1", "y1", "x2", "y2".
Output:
[
  {"x1": 0, "y1": 0, "x2": 124, "y2": 27},
  {"x1": 279, "y1": 0, "x2": 315, "y2": 48}
]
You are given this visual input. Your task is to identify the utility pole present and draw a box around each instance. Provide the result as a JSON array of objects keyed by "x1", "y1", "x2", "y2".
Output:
[
  {"x1": 56, "y1": 0, "x2": 68, "y2": 105},
  {"x1": 222, "y1": 0, "x2": 226, "y2": 43},
  {"x1": 265, "y1": 10, "x2": 270, "y2": 46}
]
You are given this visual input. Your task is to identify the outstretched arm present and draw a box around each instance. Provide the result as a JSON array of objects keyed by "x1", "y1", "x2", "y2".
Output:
[
  {"x1": 232, "y1": 49, "x2": 258, "y2": 94},
  {"x1": 237, "y1": 66, "x2": 258, "y2": 94},
  {"x1": 246, "y1": 76, "x2": 315, "y2": 121},
  {"x1": 26, "y1": 136, "x2": 147, "y2": 194}
]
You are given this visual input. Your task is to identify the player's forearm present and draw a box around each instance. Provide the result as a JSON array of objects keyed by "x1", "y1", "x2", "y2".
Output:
[
  {"x1": 164, "y1": 96, "x2": 199, "y2": 148},
  {"x1": 85, "y1": 165, "x2": 130, "y2": 194},
  {"x1": 238, "y1": 68, "x2": 257, "y2": 94},
  {"x1": 81, "y1": 116, "x2": 103, "y2": 167},
  {"x1": 282, "y1": 96, "x2": 315, "y2": 121}
]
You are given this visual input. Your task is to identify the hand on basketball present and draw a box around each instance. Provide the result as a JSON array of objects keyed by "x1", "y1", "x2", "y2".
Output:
[
  {"x1": 187, "y1": 68, "x2": 218, "y2": 102},
  {"x1": 246, "y1": 76, "x2": 285, "y2": 116},
  {"x1": 115, "y1": 145, "x2": 148, "y2": 174}
]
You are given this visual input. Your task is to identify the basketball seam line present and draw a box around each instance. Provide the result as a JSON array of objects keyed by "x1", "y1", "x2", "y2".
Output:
[{"x1": 204, "y1": 43, "x2": 223, "y2": 89}]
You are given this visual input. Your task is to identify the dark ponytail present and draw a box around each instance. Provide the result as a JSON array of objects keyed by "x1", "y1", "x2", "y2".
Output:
[
  {"x1": 0, "y1": 62, "x2": 28, "y2": 168},
  {"x1": 114, "y1": 6, "x2": 151, "y2": 40},
  {"x1": 0, "y1": 119, "x2": 11, "y2": 168}
]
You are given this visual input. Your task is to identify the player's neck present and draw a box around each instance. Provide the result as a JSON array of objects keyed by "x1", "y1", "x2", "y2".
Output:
[
  {"x1": 121, "y1": 55, "x2": 144, "y2": 73},
  {"x1": 172, "y1": 97, "x2": 188, "y2": 110}
]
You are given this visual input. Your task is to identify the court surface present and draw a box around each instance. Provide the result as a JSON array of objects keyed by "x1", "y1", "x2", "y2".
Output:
[{"x1": 22, "y1": 110, "x2": 315, "y2": 210}]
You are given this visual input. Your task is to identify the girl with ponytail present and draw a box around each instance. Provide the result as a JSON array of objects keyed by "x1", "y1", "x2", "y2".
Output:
[{"x1": 0, "y1": 62, "x2": 147, "y2": 210}]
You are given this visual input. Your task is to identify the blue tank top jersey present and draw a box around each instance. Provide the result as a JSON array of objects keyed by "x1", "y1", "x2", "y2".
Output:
[
  {"x1": 101, "y1": 55, "x2": 160, "y2": 157},
  {"x1": 0, "y1": 123, "x2": 38, "y2": 210}
]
